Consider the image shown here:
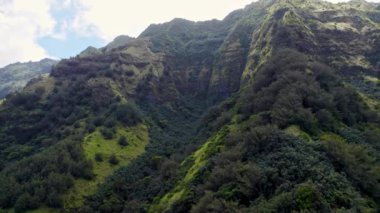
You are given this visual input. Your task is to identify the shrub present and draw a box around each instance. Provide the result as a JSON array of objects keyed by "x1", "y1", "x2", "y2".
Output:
[
  {"x1": 87, "y1": 123, "x2": 96, "y2": 133},
  {"x1": 101, "y1": 128, "x2": 114, "y2": 140},
  {"x1": 104, "y1": 116, "x2": 117, "y2": 128},
  {"x1": 9, "y1": 93, "x2": 40, "y2": 109},
  {"x1": 93, "y1": 116, "x2": 104, "y2": 127},
  {"x1": 46, "y1": 191, "x2": 62, "y2": 208},
  {"x1": 14, "y1": 193, "x2": 39, "y2": 212},
  {"x1": 109, "y1": 154, "x2": 119, "y2": 165},
  {"x1": 294, "y1": 183, "x2": 321, "y2": 211},
  {"x1": 125, "y1": 70, "x2": 135, "y2": 77},
  {"x1": 95, "y1": 153, "x2": 103, "y2": 162},
  {"x1": 118, "y1": 136, "x2": 128, "y2": 146},
  {"x1": 115, "y1": 103, "x2": 143, "y2": 126},
  {"x1": 315, "y1": 109, "x2": 335, "y2": 130}
]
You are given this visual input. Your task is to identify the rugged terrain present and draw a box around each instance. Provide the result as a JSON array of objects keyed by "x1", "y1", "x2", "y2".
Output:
[
  {"x1": 0, "y1": 59, "x2": 58, "y2": 99},
  {"x1": 0, "y1": 0, "x2": 380, "y2": 212}
]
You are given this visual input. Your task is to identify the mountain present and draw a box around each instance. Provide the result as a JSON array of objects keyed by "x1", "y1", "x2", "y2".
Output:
[
  {"x1": 0, "y1": 0, "x2": 380, "y2": 212},
  {"x1": 78, "y1": 35, "x2": 134, "y2": 58},
  {"x1": 102, "y1": 35, "x2": 133, "y2": 52},
  {"x1": 0, "y1": 58, "x2": 58, "y2": 99}
]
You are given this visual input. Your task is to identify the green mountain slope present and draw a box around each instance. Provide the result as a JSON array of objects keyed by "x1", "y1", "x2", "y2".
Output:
[
  {"x1": 0, "y1": 0, "x2": 380, "y2": 212},
  {"x1": 0, "y1": 59, "x2": 58, "y2": 99}
]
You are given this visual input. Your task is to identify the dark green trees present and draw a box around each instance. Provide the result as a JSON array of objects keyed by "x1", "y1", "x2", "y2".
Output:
[{"x1": 115, "y1": 103, "x2": 143, "y2": 126}]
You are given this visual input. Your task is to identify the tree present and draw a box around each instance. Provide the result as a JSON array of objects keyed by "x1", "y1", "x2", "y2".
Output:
[
  {"x1": 115, "y1": 103, "x2": 142, "y2": 126},
  {"x1": 109, "y1": 154, "x2": 119, "y2": 165},
  {"x1": 118, "y1": 136, "x2": 128, "y2": 146},
  {"x1": 315, "y1": 109, "x2": 335, "y2": 130},
  {"x1": 294, "y1": 183, "x2": 322, "y2": 211},
  {"x1": 46, "y1": 191, "x2": 62, "y2": 208},
  {"x1": 104, "y1": 116, "x2": 117, "y2": 128},
  {"x1": 101, "y1": 128, "x2": 114, "y2": 140},
  {"x1": 14, "y1": 193, "x2": 39, "y2": 212},
  {"x1": 95, "y1": 153, "x2": 103, "y2": 162}
]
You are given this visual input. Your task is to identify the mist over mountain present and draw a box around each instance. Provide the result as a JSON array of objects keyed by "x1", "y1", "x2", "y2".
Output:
[{"x1": 0, "y1": 0, "x2": 379, "y2": 212}]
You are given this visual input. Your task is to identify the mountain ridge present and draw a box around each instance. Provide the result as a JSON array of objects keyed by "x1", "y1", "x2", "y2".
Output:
[{"x1": 0, "y1": 58, "x2": 58, "y2": 99}]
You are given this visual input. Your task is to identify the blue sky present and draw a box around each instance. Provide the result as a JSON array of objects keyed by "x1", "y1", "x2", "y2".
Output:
[
  {"x1": 38, "y1": 35, "x2": 104, "y2": 59},
  {"x1": 37, "y1": 2, "x2": 105, "y2": 59},
  {"x1": 0, "y1": 0, "x2": 379, "y2": 67}
]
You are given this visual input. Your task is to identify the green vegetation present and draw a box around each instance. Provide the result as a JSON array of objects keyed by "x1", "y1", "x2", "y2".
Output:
[
  {"x1": 150, "y1": 127, "x2": 228, "y2": 212},
  {"x1": 0, "y1": 0, "x2": 380, "y2": 212},
  {"x1": 359, "y1": 92, "x2": 380, "y2": 111},
  {"x1": 26, "y1": 206, "x2": 57, "y2": 213},
  {"x1": 285, "y1": 125, "x2": 312, "y2": 142},
  {"x1": 118, "y1": 136, "x2": 128, "y2": 146},
  {"x1": 294, "y1": 183, "x2": 321, "y2": 210},
  {"x1": 0, "y1": 140, "x2": 93, "y2": 212},
  {"x1": 63, "y1": 124, "x2": 149, "y2": 209},
  {"x1": 364, "y1": 75, "x2": 380, "y2": 84},
  {"x1": 321, "y1": 132, "x2": 380, "y2": 203}
]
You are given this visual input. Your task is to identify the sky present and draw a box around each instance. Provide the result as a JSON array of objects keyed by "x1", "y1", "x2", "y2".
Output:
[{"x1": 0, "y1": 0, "x2": 379, "y2": 67}]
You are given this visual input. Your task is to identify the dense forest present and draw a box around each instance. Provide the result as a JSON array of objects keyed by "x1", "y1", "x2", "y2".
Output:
[{"x1": 0, "y1": 0, "x2": 380, "y2": 212}]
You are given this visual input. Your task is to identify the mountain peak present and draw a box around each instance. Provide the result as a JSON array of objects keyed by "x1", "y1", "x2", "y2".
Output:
[
  {"x1": 103, "y1": 35, "x2": 134, "y2": 52},
  {"x1": 78, "y1": 46, "x2": 101, "y2": 58}
]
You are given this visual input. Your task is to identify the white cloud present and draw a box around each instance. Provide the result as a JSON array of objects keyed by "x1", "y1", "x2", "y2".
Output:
[
  {"x1": 0, "y1": 0, "x2": 55, "y2": 67},
  {"x1": 76, "y1": 0, "x2": 255, "y2": 40},
  {"x1": 49, "y1": 0, "x2": 96, "y2": 39},
  {"x1": 73, "y1": 0, "x2": 380, "y2": 41}
]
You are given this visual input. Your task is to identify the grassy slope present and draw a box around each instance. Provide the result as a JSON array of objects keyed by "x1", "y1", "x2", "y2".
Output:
[
  {"x1": 23, "y1": 76, "x2": 55, "y2": 100},
  {"x1": 63, "y1": 124, "x2": 149, "y2": 209},
  {"x1": 149, "y1": 127, "x2": 228, "y2": 212},
  {"x1": 285, "y1": 125, "x2": 312, "y2": 142},
  {"x1": 359, "y1": 92, "x2": 380, "y2": 111},
  {"x1": 364, "y1": 76, "x2": 380, "y2": 84}
]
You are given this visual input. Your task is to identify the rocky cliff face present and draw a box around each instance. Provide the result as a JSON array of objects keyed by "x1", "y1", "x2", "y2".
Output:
[{"x1": 50, "y1": 0, "x2": 379, "y2": 103}]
